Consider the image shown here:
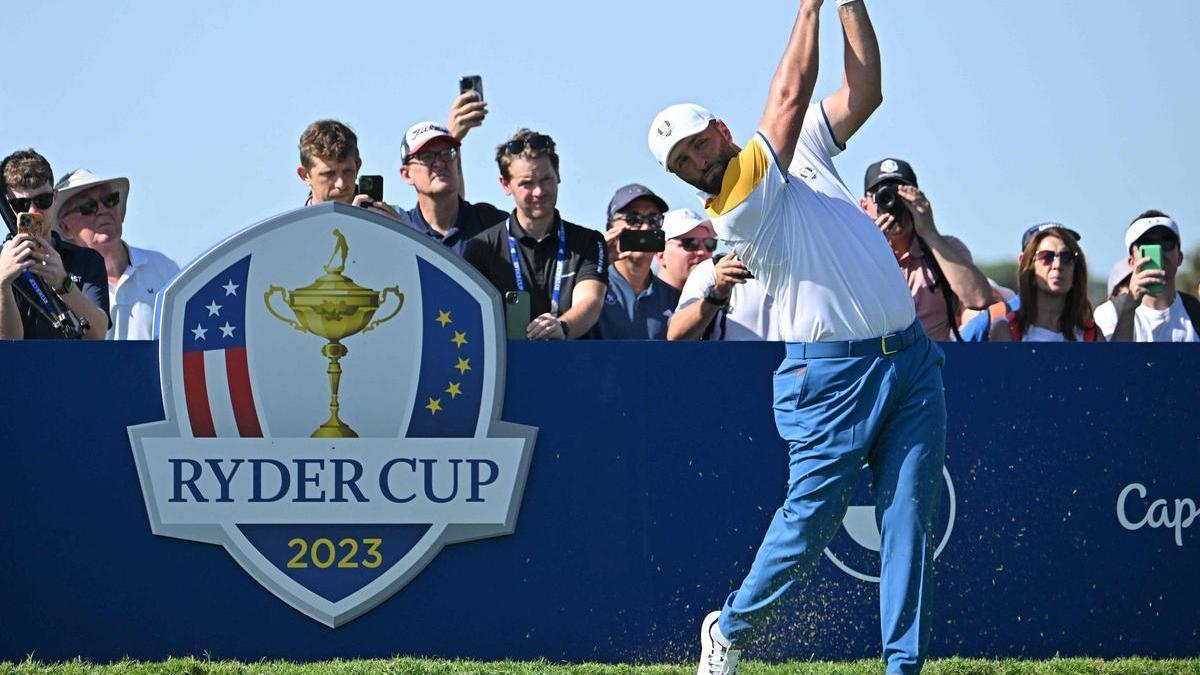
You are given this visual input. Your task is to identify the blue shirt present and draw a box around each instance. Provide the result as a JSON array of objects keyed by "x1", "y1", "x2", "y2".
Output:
[
  {"x1": 404, "y1": 198, "x2": 507, "y2": 257},
  {"x1": 589, "y1": 268, "x2": 680, "y2": 340},
  {"x1": 958, "y1": 296, "x2": 1020, "y2": 342}
]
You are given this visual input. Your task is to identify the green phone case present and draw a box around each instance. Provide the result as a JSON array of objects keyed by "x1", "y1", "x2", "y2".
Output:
[
  {"x1": 505, "y1": 291, "x2": 531, "y2": 340},
  {"x1": 1139, "y1": 244, "x2": 1164, "y2": 295}
]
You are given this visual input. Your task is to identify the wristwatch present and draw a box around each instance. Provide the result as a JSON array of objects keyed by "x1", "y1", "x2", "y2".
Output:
[
  {"x1": 558, "y1": 318, "x2": 571, "y2": 339},
  {"x1": 703, "y1": 289, "x2": 730, "y2": 307},
  {"x1": 55, "y1": 275, "x2": 77, "y2": 295}
]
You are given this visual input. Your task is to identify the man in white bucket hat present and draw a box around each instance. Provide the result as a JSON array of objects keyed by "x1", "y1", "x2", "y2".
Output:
[
  {"x1": 649, "y1": 2, "x2": 946, "y2": 674},
  {"x1": 53, "y1": 168, "x2": 179, "y2": 340}
]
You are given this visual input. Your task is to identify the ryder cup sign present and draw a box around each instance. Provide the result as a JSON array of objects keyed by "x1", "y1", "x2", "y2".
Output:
[{"x1": 128, "y1": 202, "x2": 536, "y2": 626}]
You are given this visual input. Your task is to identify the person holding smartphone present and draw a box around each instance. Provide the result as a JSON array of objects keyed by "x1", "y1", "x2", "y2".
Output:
[
  {"x1": 587, "y1": 184, "x2": 677, "y2": 339},
  {"x1": 296, "y1": 119, "x2": 407, "y2": 223},
  {"x1": 399, "y1": 91, "x2": 507, "y2": 257},
  {"x1": 1, "y1": 149, "x2": 109, "y2": 340},
  {"x1": 462, "y1": 129, "x2": 607, "y2": 340},
  {"x1": 1094, "y1": 211, "x2": 1200, "y2": 342}
]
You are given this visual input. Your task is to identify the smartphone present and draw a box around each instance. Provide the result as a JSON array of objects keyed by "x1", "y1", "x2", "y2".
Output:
[
  {"x1": 504, "y1": 291, "x2": 531, "y2": 340},
  {"x1": 618, "y1": 229, "x2": 666, "y2": 253},
  {"x1": 459, "y1": 75, "x2": 484, "y2": 102},
  {"x1": 358, "y1": 175, "x2": 384, "y2": 204},
  {"x1": 16, "y1": 212, "x2": 47, "y2": 240},
  {"x1": 1139, "y1": 244, "x2": 1165, "y2": 295}
]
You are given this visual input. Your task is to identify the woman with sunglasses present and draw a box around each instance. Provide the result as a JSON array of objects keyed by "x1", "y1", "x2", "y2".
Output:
[{"x1": 989, "y1": 225, "x2": 1101, "y2": 342}]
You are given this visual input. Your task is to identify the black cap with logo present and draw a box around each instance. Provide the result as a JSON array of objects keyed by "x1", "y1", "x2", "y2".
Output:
[{"x1": 864, "y1": 158, "x2": 918, "y2": 194}]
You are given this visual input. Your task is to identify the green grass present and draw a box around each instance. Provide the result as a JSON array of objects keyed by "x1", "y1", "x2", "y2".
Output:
[{"x1": 2, "y1": 658, "x2": 1199, "y2": 675}]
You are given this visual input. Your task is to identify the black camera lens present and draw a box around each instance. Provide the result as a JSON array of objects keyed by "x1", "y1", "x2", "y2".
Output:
[{"x1": 873, "y1": 184, "x2": 902, "y2": 215}]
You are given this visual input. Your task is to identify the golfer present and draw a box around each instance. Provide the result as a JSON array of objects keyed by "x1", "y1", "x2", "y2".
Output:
[{"x1": 647, "y1": 2, "x2": 946, "y2": 674}]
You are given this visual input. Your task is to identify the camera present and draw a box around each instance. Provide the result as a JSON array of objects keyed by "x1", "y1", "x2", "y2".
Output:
[{"x1": 872, "y1": 183, "x2": 905, "y2": 217}]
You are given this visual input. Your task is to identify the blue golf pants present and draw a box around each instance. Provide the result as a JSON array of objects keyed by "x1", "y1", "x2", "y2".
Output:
[{"x1": 718, "y1": 324, "x2": 946, "y2": 675}]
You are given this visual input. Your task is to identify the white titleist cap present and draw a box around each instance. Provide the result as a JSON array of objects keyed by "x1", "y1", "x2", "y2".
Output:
[
  {"x1": 648, "y1": 104, "x2": 716, "y2": 170},
  {"x1": 662, "y1": 208, "x2": 709, "y2": 240},
  {"x1": 1124, "y1": 216, "x2": 1180, "y2": 252}
]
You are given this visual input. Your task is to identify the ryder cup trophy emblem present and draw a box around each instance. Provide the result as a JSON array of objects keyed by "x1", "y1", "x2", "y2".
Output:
[
  {"x1": 128, "y1": 202, "x2": 537, "y2": 627},
  {"x1": 264, "y1": 228, "x2": 403, "y2": 438}
]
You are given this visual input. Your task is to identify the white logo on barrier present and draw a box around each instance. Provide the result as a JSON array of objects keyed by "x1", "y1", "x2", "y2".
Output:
[
  {"x1": 823, "y1": 466, "x2": 956, "y2": 584},
  {"x1": 128, "y1": 202, "x2": 536, "y2": 627},
  {"x1": 1116, "y1": 483, "x2": 1197, "y2": 547}
]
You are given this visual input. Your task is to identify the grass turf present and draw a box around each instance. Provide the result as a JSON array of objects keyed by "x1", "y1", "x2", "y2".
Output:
[{"x1": 3, "y1": 658, "x2": 1199, "y2": 675}]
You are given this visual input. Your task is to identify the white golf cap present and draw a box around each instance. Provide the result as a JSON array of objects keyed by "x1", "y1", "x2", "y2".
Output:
[
  {"x1": 648, "y1": 103, "x2": 716, "y2": 170},
  {"x1": 1124, "y1": 215, "x2": 1180, "y2": 252},
  {"x1": 401, "y1": 121, "x2": 460, "y2": 160},
  {"x1": 662, "y1": 208, "x2": 709, "y2": 240}
]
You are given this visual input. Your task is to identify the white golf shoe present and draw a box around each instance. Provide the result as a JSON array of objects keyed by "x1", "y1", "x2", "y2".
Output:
[{"x1": 696, "y1": 610, "x2": 741, "y2": 675}]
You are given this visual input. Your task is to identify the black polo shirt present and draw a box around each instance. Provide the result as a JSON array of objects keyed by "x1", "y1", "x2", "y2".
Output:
[
  {"x1": 403, "y1": 198, "x2": 507, "y2": 257},
  {"x1": 12, "y1": 232, "x2": 109, "y2": 339},
  {"x1": 463, "y1": 210, "x2": 608, "y2": 318}
]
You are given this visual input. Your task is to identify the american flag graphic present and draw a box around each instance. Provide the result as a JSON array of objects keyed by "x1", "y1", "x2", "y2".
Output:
[{"x1": 180, "y1": 255, "x2": 263, "y2": 438}]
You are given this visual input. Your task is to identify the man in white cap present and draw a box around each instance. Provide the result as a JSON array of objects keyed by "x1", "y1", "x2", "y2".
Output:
[
  {"x1": 648, "y1": 2, "x2": 945, "y2": 674},
  {"x1": 656, "y1": 208, "x2": 717, "y2": 291},
  {"x1": 53, "y1": 168, "x2": 179, "y2": 340},
  {"x1": 1094, "y1": 210, "x2": 1199, "y2": 341},
  {"x1": 400, "y1": 93, "x2": 507, "y2": 257}
]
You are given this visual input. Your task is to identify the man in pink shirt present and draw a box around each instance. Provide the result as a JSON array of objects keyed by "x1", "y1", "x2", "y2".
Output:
[{"x1": 861, "y1": 158, "x2": 990, "y2": 340}]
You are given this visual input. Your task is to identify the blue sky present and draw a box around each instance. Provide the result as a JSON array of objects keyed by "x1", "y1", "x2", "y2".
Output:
[{"x1": 5, "y1": 1, "x2": 1198, "y2": 277}]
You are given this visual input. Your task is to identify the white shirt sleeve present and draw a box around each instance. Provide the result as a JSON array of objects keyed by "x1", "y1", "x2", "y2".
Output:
[{"x1": 1093, "y1": 300, "x2": 1117, "y2": 339}]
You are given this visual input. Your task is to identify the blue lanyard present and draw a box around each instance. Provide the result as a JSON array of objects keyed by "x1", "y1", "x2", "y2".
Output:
[{"x1": 507, "y1": 215, "x2": 567, "y2": 315}]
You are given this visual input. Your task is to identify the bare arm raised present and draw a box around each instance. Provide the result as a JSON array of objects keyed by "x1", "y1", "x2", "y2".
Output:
[
  {"x1": 821, "y1": 1, "x2": 883, "y2": 147},
  {"x1": 759, "y1": 0, "x2": 825, "y2": 171}
]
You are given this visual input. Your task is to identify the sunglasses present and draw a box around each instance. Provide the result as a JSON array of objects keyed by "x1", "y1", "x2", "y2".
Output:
[
  {"x1": 614, "y1": 212, "x2": 663, "y2": 229},
  {"x1": 677, "y1": 237, "x2": 718, "y2": 253},
  {"x1": 66, "y1": 191, "x2": 121, "y2": 217},
  {"x1": 1034, "y1": 250, "x2": 1077, "y2": 267},
  {"x1": 407, "y1": 147, "x2": 459, "y2": 166},
  {"x1": 6, "y1": 193, "x2": 55, "y2": 213},
  {"x1": 501, "y1": 134, "x2": 554, "y2": 156}
]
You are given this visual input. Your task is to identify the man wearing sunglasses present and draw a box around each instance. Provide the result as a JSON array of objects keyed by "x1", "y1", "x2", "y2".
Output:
[
  {"x1": 1, "y1": 149, "x2": 109, "y2": 340},
  {"x1": 648, "y1": 2, "x2": 945, "y2": 674},
  {"x1": 588, "y1": 184, "x2": 677, "y2": 339},
  {"x1": 656, "y1": 208, "x2": 718, "y2": 292},
  {"x1": 52, "y1": 169, "x2": 179, "y2": 340},
  {"x1": 399, "y1": 93, "x2": 507, "y2": 257},
  {"x1": 1094, "y1": 211, "x2": 1199, "y2": 342},
  {"x1": 462, "y1": 129, "x2": 607, "y2": 340}
]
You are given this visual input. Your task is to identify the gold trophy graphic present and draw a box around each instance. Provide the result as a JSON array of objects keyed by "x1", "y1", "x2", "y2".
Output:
[{"x1": 265, "y1": 229, "x2": 403, "y2": 438}]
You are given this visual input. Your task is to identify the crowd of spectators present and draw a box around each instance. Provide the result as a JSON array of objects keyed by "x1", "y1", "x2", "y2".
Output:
[{"x1": 4, "y1": 93, "x2": 1197, "y2": 344}]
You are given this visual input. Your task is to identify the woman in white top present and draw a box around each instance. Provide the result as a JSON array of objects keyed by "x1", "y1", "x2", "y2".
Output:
[{"x1": 990, "y1": 226, "x2": 1103, "y2": 343}]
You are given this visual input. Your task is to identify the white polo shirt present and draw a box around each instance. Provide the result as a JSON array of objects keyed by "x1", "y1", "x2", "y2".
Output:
[
  {"x1": 677, "y1": 258, "x2": 781, "y2": 341},
  {"x1": 705, "y1": 103, "x2": 915, "y2": 343},
  {"x1": 108, "y1": 244, "x2": 180, "y2": 340},
  {"x1": 1094, "y1": 294, "x2": 1199, "y2": 342}
]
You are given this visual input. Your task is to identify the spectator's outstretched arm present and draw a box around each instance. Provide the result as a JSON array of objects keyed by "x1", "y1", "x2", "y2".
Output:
[
  {"x1": 559, "y1": 279, "x2": 606, "y2": 339},
  {"x1": 822, "y1": 0, "x2": 883, "y2": 146},
  {"x1": 898, "y1": 186, "x2": 991, "y2": 310},
  {"x1": 759, "y1": 0, "x2": 825, "y2": 170},
  {"x1": 667, "y1": 301, "x2": 717, "y2": 341},
  {"x1": 448, "y1": 92, "x2": 488, "y2": 200},
  {"x1": 0, "y1": 288, "x2": 21, "y2": 339}
]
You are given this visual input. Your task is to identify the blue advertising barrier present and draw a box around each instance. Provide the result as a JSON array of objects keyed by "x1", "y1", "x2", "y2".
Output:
[{"x1": 1, "y1": 340, "x2": 1197, "y2": 663}]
